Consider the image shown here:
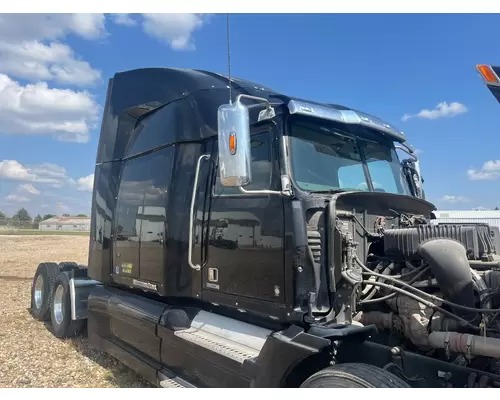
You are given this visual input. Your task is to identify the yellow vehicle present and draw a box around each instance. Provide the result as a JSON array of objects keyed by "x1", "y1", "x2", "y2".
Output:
[{"x1": 477, "y1": 64, "x2": 500, "y2": 103}]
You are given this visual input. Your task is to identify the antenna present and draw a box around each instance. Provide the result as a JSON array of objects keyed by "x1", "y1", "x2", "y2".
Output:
[{"x1": 226, "y1": 13, "x2": 232, "y2": 104}]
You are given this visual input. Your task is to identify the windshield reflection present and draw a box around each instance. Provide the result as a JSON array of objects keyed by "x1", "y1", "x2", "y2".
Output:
[{"x1": 288, "y1": 116, "x2": 411, "y2": 196}]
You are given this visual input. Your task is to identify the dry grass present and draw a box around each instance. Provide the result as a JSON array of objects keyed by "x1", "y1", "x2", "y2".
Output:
[{"x1": 0, "y1": 235, "x2": 151, "y2": 388}]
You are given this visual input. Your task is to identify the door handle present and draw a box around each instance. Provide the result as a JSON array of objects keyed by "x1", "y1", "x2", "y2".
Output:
[{"x1": 188, "y1": 154, "x2": 211, "y2": 271}]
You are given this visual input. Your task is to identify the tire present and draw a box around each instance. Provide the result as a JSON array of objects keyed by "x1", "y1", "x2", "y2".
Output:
[
  {"x1": 299, "y1": 363, "x2": 411, "y2": 388},
  {"x1": 50, "y1": 271, "x2": 86, "y2": 338},
  {"x1": 58, "y1": 262, "x2": 88, "y2": 278},
  {"x1": 58, "y1": 262, "x2": 78, "y2": 272},
  {"x1": 74, "y1": 267, "x2": 88, "y2": 279},
  {"x1": 31, "y1": 262, "x2": 60, "y2": 321}
]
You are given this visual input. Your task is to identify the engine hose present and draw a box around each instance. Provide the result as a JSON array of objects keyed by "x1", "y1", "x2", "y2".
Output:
[
  {"x1": 363, "y1": 262, "x2": 396, "y2": 300},
  {"x1": 356, "y1": 258, "x2": 500, "y2": 314},
  {"x1": 362, "y1": 264, "x2": 427, "y2": 300},
  {"x1": 361, "y1": 262, "x2": 385, "y2": 296},
  {"x1": 396, "y1": 266, "x2": 426, "y2": 279},
  {"x1": 360, "y1": 266, "x2": 431, "y2": 305},
  {"x1": 411, "y1": 279, "x2": 438, "y2": 288},
  {"x1": 404, "y1": 261, "x2": 417, "y2": 271},
  {"x1": 471, "y1": 269, "x2": 491, "y2": 309},
  {"x1": 361, "y1": 280, "x2": 480, "y2": 331},
  {"x1": 361, "y1": 275, "x2": 378, "y2": 296},
  {"x1": 481, "y1": 291, "x2": 500, "y2": 309},
  {"x1": 363, "y1": 285, "x2": 380, "y2": 301}
]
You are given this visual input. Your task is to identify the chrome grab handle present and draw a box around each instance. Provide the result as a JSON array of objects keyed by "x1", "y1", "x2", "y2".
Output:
[{"x1": 188, "y1": 154, "x2": 211, "y2": 271}]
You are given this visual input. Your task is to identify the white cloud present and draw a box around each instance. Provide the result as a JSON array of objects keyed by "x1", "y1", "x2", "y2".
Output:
[
  {"x1": 0, "y1": 159, "x2": 71, "y2": 187},
  {"x1": 0, "y1": 14, "x2": 105, "y2": 87},
  {"x1": 141, "y1": 14, "x2": 210, "y2": 50},
  {"x1": 467, "y1": 160, "x2": 500, "y2": 181},
  {"x1": 402, "y1": 102, "x2": 467, "y2": 121},
  {"x1": 108, "y1": 13, "x2": 212, "y2": 51},
  {"x1": 0, "y1": 14, "x2": 106, "y2": 42},
  {"x1": 0, "y1": 41, "x2": 101, "y2": 86},
  {"x1": 484, "y1": 160, "x2": 500, "y2": 171},
  {"x1": 70, "y1": 14, "x2": 107, "y2": 40},
  {"x1": 76, "y1": 174, "x2": 94, "y2": 192},
  {"x1": 467, "y1": 170, "x2": 500, "y2": 181},
  {"x1": 0, "y1": 160, "x2": 33, "y2": 180},
  {"x1": 5, "y1": 194, "x2": 29, "y2": 203},
  {"x1": 0, "y1": 74, "x2": 99, "y2": 142},
  {"x1": 30, "y1": 163, "x2": 69, "y2": 187},
  {"x1": 18, "y1": 183, "x2": 41, "y2": 196},
  {"x1": 441, "y1": 195, "x2": 470, "y2": 204},
  {"x1": 111, "y1": 14, "x2": 137, "y2": 26}
]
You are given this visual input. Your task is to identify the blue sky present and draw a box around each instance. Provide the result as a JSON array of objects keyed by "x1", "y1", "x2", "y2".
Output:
[{"x1": 0, "y1": 13, "x2": 499, "y2": 218}]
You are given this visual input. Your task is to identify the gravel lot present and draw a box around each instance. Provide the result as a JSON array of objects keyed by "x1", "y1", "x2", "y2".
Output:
[{"x1": 0, "y1": 235, "x2": 151, "y2": 388}]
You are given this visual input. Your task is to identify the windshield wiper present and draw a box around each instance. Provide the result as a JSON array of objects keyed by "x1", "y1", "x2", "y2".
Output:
[{"x1": 309, "y1": 189, "x2": 349, "y2": 194}]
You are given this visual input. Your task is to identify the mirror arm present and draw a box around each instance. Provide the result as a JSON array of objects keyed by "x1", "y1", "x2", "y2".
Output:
[
  {"x1": 238, "y1": 175, "x2": 293, "y2": 197},
  {"x1": 395, "y1": 144, "x2": 418, "y2": 161},
  {"x1": 238, "y1": 186, "x2": 284, "y2": 196},
  {"x1": 237, "y1": 175, "x2": 293, "y2": 197},
  {"x1": 236, "y1": 94, "x2": 273, "y2": 110}
]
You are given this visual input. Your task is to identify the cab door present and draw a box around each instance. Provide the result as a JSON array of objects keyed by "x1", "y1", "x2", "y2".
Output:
[{"x1": 203, "y1": 124, "x2": 286, "y2": 306}]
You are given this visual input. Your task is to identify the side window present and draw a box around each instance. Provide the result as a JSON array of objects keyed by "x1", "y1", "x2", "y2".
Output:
[
  {"x1": 214, "y1": 131, "x2": 273, "y2": 196},
  {"x1": 115, "y1": 156, "x2": 150, "y2": 240},
  {"x1": 127, "y1": 104, "x2": 178, "y2": 157}
]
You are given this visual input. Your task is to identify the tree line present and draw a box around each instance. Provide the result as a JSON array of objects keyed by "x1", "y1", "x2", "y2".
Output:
[{"x1": 0, "y1": 208, "x2": 88, "y2": 229}]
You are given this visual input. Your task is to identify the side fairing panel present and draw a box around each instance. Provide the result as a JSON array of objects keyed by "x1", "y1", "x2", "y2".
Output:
[{"x1": 88, "y1": 161, "x2": 121, "y2": 283}]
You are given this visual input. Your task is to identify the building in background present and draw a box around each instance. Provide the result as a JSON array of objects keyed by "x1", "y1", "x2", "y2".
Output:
[
  {"x1": 431, "y1": 210, "x2": 500, "y2": 229},
  {"x1": 39, "y1": 216, "x2": 91, "y2": 231}
]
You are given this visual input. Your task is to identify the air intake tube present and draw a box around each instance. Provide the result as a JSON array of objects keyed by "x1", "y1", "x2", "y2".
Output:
[{"x1": 417, "y1": 239, "x2": 479, "y2": 326}]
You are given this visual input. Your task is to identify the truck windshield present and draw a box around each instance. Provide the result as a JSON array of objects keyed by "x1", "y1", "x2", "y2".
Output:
[{"x1": 288, "y1": 117, "x2": 411, "y2": 195}]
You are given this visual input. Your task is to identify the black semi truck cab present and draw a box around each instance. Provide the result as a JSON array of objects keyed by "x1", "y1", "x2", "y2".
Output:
[{"x1": 30, "y1": 66, "x2": 500, "y2": 388}]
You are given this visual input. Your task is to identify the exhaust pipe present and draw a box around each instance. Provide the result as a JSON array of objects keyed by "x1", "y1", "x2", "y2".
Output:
[{"x1": 429, "y1": 331, "x2": 500, "y2": 359}]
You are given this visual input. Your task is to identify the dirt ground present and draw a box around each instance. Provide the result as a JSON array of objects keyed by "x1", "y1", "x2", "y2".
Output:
[{"x1": 0, "y1": 235, "x2": 151, "y2": 388}]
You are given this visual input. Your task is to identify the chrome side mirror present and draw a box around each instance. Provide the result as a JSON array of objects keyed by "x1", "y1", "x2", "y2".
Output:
[
  {"x1": 217, "y1": 99, "x2": 252, "y2": 187},
  {"x1": 217, "y1": 94, "x2": 276, "y2": 188}
]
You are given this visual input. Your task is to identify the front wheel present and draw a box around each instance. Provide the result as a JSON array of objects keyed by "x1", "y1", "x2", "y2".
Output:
[{"x1": 299, "y1": 363, "x2": 411, "y2": 388}]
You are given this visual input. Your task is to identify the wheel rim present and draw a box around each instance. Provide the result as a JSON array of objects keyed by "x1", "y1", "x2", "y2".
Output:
[
  {"x1": 34, "y1": 275, "x2": 44, "y2": 309},
  {"x1": 53, "y1": 285, "x2": 65, "y2": 325}
]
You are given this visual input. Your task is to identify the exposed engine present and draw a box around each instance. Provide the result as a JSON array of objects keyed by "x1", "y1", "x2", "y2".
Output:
[{"x1": 335, "y1": 208, "x2": 500, "y2": 380}]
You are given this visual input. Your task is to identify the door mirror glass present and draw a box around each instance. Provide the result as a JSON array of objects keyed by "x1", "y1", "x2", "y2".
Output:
[{"x1": 217, "y1": 101, "x2": 252, "y2": 187}]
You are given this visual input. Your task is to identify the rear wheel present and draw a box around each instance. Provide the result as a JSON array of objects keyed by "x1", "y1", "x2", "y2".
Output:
[
  {"x1": 58, "y1": 262, "x2": 88, "y2": 278},
  {"x1": 31, "y1": 262, "x2": 60, "y2": 321},
  {"x1": 50, "y1": 272, "x2": 86, "y2": 338},
  {"x1": 299, "y1": 363, "x2": 410, "y2": 388}
]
